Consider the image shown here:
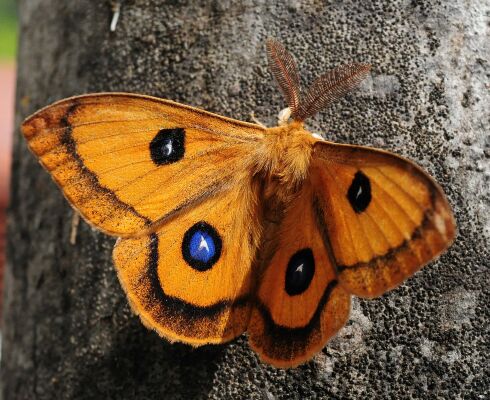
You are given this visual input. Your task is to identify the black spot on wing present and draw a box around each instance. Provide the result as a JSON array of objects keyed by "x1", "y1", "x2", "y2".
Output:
[
  {"x1": 347, "y1": 170, "x2": 371, "y2": 213},
  {"x1": 150, "y1": 128, "x2": 185, "y2": 165},
  {"x1": 285, "y1": 248, "x2": 315, "y2": 296}
]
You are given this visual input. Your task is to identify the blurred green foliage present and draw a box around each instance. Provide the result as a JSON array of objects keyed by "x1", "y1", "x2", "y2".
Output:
[{"x1": 0, "y1": 0, "x2": 17, "y2": 60}]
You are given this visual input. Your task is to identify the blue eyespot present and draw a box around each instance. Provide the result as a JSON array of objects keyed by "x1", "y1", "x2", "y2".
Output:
[
  {"x1": 189, "y1": 230, "x2": 216, "y2": 263},
  {"x1": 182, "y1": 222, "x2": 222, "y2": 271}
]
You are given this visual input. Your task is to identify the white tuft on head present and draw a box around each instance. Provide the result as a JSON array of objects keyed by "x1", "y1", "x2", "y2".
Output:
[
  {"x1": 277, "y1": 107, "x2": 292, "y2": 126},
  {"x1": 311, "y1": 133, "x2": 324, "y2": 140}
]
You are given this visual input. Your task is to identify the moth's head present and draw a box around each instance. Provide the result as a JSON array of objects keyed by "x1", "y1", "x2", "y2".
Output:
[
  {"x1": 277, "y1": 107, "x2": 292, "y2": 126},
  {"x1": 275, "y1": 107, "x2": 320, "y2": 140},
  {"x1": 266, "y1": 38, "x2": 371, "y2": 126}
]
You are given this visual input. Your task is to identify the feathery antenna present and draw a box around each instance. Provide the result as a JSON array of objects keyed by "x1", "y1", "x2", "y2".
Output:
[
  {"x1": 294, "y1": 63, "x2": 371, "y2": 121},
  {"x1": 266, "y1": 39, "x2": 301, "y2": 116},
  {"x1": 265, "y1": 39, "x2": 371, "y2": 123}
]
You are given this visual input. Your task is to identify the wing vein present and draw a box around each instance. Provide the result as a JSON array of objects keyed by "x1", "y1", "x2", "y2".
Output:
[
  {"x1": 96, "y1": 143, "x2": 236, "y2": 177},
  {"x1": 321, "y1": 164, "x2": 360, "y2": 263},
  {"x1": 375, "y1": 167, "x2": 426, "y2": 213},
  {"x1": 368, "y1": 179, "x2": 418, "y2": 232}
]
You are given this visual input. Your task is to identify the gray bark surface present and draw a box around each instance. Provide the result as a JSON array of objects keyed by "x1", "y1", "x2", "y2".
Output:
[{"x1": 2, "y1": 0, "x2": 488, "y2": 399}]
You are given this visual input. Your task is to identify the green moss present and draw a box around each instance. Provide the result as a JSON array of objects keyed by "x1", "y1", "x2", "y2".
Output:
[{"x1": 0, "y1": 5, "x2": 17, "y2": 60}]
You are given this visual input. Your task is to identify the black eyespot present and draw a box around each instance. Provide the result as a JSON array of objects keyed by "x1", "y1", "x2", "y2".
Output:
[
  {"x1": 285, "y1": 248, "x2": 315, "y2": 296},
  {"x1": 347, "y1": 171, "x2": 371, "y2": 213},
  {"x1": 182, "y1": 222, "x2": 222, "y2": 272},
  {"x1": 150, "y1": 128, "x2": 185, "y2": 165}
]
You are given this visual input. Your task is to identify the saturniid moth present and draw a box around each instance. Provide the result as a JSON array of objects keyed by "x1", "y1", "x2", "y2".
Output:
[{"x1": 21, "y1": 39, "x2": 455, "y2": 367}]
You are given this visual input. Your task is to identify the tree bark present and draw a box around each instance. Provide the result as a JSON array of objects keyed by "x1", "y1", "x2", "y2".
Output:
[{"x1": 2, "y1": 0, "x2": 488, "y2": 399}]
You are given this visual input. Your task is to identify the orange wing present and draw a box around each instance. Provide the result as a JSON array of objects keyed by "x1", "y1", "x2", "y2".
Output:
[
  {"x1": 113, "y1": 177, "x2": 262, "y2": 345},
  {"x1": 21, "y1": 93, "x2": 264, "y2": 236},
  {"x1": 248, "y1": 180, "x2": 351, "y2": 367},
  {"x1": 310, "y1": 141, "x2": 456, "y2": 298}
]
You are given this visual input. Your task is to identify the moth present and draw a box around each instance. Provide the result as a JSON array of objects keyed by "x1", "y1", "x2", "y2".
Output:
[{"x1": 22, "y1": 39, "x2": 455, "y2": 368}]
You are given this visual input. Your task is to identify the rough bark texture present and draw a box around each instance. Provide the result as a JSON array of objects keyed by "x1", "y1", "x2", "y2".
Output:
[{"x1": 2, "y1": 1, "x2": 488, "y2": 399}]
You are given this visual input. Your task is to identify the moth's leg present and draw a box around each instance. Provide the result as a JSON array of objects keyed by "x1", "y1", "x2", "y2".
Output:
[
  {"x1": 110, "y1": 1, "x2": 121, "y2": 32},
  {"x1": 250, "y1": 112, "x2": 267, "y2": 128},
  {"x1": 70, "y1": 212, "x2": 80, "y2": 245}
]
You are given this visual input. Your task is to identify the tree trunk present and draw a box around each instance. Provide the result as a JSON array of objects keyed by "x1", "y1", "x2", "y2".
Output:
[{"x1": 2, "y1": 0, "x2": 488, "y2": 399}]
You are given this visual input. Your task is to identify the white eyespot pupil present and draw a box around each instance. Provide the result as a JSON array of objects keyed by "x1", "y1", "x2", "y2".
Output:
[
  {"x1": 295, "y1": 263, "x2": 304, "y2": 274},
  {"x1": 164, "y1": 141, "x2": 173, "y2": 156},
  {"x1": 357, "y1": 186, "x2": 363, "y2": 198},
  {"x1": 198, "y1": 234, "x2": 210, "y2": 252}
]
